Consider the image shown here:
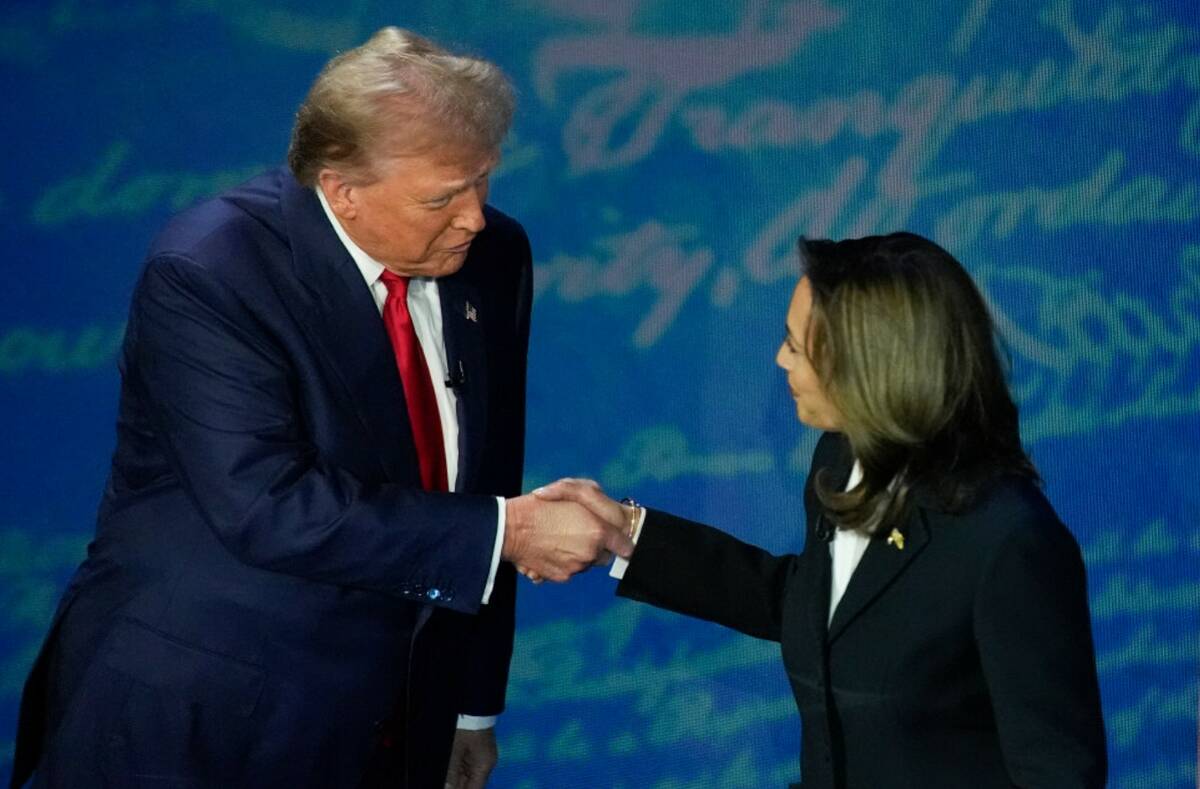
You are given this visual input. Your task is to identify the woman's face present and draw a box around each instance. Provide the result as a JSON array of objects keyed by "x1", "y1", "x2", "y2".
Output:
[{"x1": 776, "y1": 276, "x2": 842, "y2": 431}]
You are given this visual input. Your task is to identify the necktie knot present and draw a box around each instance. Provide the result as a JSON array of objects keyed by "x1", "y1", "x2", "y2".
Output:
[{"x1": 379, "y1": 270, "x2": 409, "y2": 298}]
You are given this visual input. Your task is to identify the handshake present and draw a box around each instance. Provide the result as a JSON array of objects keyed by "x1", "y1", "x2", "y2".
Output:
[{"x1": 501, "y1": 479, "x2": 635, "y2": 583}]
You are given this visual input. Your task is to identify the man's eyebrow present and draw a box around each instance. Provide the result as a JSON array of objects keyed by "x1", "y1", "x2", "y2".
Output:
[{"x1": 427, "y1": 166, "x2": 493, "y2": 200}]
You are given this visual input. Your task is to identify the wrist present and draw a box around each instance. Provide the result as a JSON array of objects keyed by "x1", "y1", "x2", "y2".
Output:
[
  {"x1": 619, "y1": 498, "x2": 643, "y2": 539},
  {"x1": 502, "y1": 495, "x2": 530, "y2": 561}
]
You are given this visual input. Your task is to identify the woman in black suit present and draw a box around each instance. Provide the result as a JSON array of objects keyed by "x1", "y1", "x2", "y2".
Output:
[{"x1": 534, "y1": 233, "x2": 1107, "y2": 788}]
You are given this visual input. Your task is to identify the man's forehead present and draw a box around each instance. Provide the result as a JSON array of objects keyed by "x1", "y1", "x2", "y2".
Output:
[{"x1": 386, "y1": 144, "x2": 499, "y2": 184}]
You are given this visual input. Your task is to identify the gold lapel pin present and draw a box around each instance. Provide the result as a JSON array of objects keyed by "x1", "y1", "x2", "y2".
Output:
[
  {"x1": 464, "y1": 302, "x2": 478, "y2": 322},
  {"x1": 887, "y1": 528, "x2": 905, "y2": 550}
]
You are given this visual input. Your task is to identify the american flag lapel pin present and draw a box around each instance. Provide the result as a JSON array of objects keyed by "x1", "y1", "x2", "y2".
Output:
[{"x1": 464, "y1": 301, "x2": 478, "y2": 322}]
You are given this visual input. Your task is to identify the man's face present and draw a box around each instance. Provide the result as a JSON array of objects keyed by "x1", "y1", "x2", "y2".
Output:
[{"x1": 322, "y1": 144, "x2": 498, "y2": 278}]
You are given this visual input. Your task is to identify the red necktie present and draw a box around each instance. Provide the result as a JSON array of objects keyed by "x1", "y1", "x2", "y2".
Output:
[{"x1": 379, "y1": 272, "x2": 449, "y2": 492}]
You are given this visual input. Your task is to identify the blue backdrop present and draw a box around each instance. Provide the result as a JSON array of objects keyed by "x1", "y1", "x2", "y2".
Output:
[{"x1": 2, "y1": 1, "x2": 1198, "y2": 786}]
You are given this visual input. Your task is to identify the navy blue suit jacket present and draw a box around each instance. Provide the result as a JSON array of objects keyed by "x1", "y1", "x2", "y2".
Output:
[
  {"x1": 12, "y1": 168, "x2": 532, "y2": 788},
  {"x1": 618, "y1": 432, "x2": 1107, "y2": 788}
]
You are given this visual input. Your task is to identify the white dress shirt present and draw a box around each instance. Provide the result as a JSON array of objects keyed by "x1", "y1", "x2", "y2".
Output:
[
  {"x1": 317, "y1": 189, "x2": 503, "y2": 730},
  {"x1": 828, "y1": 461, "x2": 868, "y2": 623}
]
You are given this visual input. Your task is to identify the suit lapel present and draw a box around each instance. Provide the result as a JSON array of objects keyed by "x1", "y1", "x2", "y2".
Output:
[
  {"x1": 805, "y1": 440, "x2": 854, "y2": 642},
  {"x1": 801, "y1": 519, "x2": 834, "y2": 647},
  {"x1": 279, "y1": 174, "x2": 421, "y2": 485},
  {"x1": 436, "y1": 267, "x2": 488, "y2": 493},
  {"x1": 827, "y1": 508, "x2": 931, "y2": 643}
]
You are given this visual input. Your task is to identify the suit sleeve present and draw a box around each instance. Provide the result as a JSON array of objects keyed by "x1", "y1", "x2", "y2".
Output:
[
  {"x1": 454, "y1": 221, "x2": 533, "y2": 716},
  {"x1": 127, "y1": 253, "x2": 498, "y2": 614},
  {"x1": 617, "y1": 509, "x2": 793, "y2": 642},
  {"x1": 973, "y1": 516, "x2": 1108, "y2": 788}
]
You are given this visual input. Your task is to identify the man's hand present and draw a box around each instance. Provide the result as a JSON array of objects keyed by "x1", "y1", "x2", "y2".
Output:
[
  {"x1": 503, "y1": 483, "x2": 634, "y2": 583},
  {"x1": 444, "y1": 727, "x2": 498, "y2": 789},
  {"x1": 533, "y1": 478, "x2": 628, "y2": 525}
]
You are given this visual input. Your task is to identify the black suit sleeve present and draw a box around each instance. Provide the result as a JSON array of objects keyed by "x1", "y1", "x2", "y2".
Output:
[
  {"x1": 973, "y1": 516, "x2": 1108, "y2": 788},
  {"x1": 617, "y1": 509, "x2": 794, "y2": 642}
]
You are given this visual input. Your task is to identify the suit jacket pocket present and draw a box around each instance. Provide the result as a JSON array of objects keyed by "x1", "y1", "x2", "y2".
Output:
[{"x1": 101, "y1": 617, "x2": 265, "y2": 718}]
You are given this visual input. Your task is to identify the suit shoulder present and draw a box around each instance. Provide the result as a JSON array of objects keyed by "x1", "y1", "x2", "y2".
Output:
[
  {"x1": 949, "y1": 474, "x2": 1078, "y2": 557},
  {"x1": 972, "y1": 475, "x2": 1056, "y2": 525},
  {"x1": 482, "y1": 205, "x2": 527, "y2": 238},
  {"x1": 480, "y1": 206, "x2": 531, "y2": 258},
  {"x1": 146, "y1": 169, "x2": 287, "y2": 273},
  {"x1": 464, "y1": 207, "x2": 531, "y2": 290},
  {"x1": 135, "y1": 172, "x2": 290, "y2": 310}
]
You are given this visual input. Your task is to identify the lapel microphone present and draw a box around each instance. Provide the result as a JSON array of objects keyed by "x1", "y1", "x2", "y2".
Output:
[
  {"x1": 444, "y1": 360, "x2": 467, "y2": 389},
  {"x1": 815, "y1": 514, "x2": 834, "y2": 543}
]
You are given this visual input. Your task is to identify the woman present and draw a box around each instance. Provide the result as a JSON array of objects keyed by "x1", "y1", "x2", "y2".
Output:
[{"x1": 536, "y1": 233, "x2": 1107, "y2": 788}]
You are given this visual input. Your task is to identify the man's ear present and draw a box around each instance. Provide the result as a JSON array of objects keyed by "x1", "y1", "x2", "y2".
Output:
[{"x1": 317, "y1": 169, "x2": 357, "y2": 220}]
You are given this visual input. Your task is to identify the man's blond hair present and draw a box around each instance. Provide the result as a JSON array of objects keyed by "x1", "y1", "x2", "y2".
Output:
[{"x1": 288, "y1": 27, "x2": 515, "y2": 186}]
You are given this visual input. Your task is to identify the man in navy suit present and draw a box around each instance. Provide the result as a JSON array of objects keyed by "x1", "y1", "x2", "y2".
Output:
[{"x1": 11, "y1": 27, "x2": 631, "y2": 789}]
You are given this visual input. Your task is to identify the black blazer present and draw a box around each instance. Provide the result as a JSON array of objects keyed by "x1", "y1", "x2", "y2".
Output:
[
  {"x1": 12, "y1": 168, "x2": 531, "y2": 789},
  {"x1": 618, "y1": 432, "x2": 1106, "y2": 789}
]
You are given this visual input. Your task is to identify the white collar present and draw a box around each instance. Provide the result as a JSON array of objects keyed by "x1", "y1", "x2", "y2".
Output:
[{"x1": 315, "y1": 187, "x2": 386, "y2": 290}]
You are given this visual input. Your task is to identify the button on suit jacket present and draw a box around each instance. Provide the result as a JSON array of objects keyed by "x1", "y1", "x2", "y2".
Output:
[
  {"x1": 12, "y1": 168, "x2": 532, "y2": 789},
  {"x1": 617, "y1": 432, "x2": 1106, "y2": 788}
]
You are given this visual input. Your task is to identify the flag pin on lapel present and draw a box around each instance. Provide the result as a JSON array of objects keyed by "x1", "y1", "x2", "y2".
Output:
[
  {"x1": 887, "y1": 527, "x2": 905, "y2": 550},
  {"x1": 464, "y1": 301, "x2": 478, "y2": 322}
]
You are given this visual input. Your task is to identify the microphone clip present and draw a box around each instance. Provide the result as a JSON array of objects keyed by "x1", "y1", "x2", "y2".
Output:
[
  {"x1": 815, "y1": 515, "x2": 834, "y2": 543},
  {"x1": 445, "y1": 360, "x2": 467, "y2": 389}
]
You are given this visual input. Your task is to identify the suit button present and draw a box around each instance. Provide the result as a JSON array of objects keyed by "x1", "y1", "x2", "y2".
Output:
[{"x1": 427, "y1": 588, "x2": 441, "y2": 600}]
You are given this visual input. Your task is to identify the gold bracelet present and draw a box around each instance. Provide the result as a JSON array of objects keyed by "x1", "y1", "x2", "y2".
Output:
[{"x1": 620, "y1": 497, "x2": 641, "y2": 539}]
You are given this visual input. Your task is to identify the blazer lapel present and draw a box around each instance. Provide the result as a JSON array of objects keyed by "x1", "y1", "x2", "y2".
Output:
[
  {"x1": 802, "y1": 517, "x2": 834, "y2": 647},
  {"x1": 801, "y1": 436, "x2": 855, "y2": 642},
  {"x1": 279, "y1": 174, "x2": 420, "y2": 485},
  {"x1": 436, "y1": 268, "x2": 488, "y2": 493},
  {"x1": 827, "y1": 508, "x2": 931, "y2": 643}
]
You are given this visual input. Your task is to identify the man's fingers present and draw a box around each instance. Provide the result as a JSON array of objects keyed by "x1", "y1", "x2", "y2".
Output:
[
  {"x1": 532, "y1": 477, "x2": 586, "y2": 501},
  {"x1": 532, "y1": 477, "x2": 597, "y2": 503},
  {"x1": 531, "y1": 483, "x2": 564, "y2": 501},
  {"x1": 534, "y1": 478, "x2": 626, "y2": 530},
  {"x1": 550, "y1": 481, "x2": 624, "y2": 529},
  {"x1": 516, "y1": 565, "x2": 544, "y2": 584}
]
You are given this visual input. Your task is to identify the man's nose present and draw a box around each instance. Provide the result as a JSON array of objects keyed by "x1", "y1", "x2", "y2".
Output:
[{"x1": 452, "y1": 190, "x2": 487, "y2": 233}]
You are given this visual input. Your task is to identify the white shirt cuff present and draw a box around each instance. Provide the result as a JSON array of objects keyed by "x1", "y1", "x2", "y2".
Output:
[
  {"x1": 481, "y1": 497, "x2": 505, "y2": 605},
  {"x1": 456, "y1": 714, "x2": 497, "y2": 730},
  {"x1": 608, "y1": 507, "x2": 647, "y2": 580}
]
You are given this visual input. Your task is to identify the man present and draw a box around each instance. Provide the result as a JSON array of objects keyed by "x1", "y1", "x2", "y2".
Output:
[{"x1": 11, "y1": 27, "x2": 630, "y2": 789}]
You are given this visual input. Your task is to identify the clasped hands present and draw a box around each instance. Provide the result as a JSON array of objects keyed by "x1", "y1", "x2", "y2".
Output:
[{"x1": 502, "y1": 479, "x2": 633, "y2": 583}]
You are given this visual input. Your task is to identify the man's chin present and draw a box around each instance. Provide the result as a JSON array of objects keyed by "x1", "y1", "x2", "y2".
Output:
[
  {"x1": 390, "y1": 251, "x2": 470, "y2": 279},
  {"x1": 431, "y1": 250, "x2": 470, "y2": 278}
]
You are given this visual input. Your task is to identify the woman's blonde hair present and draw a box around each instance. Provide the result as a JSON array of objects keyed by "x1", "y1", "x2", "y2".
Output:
[
  {"x1": 802, "y1": 233, "x2": 1038, "y2": 533},
  {"x1": 287, "y1": 27, "x2": 515, "y2": 186}
]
